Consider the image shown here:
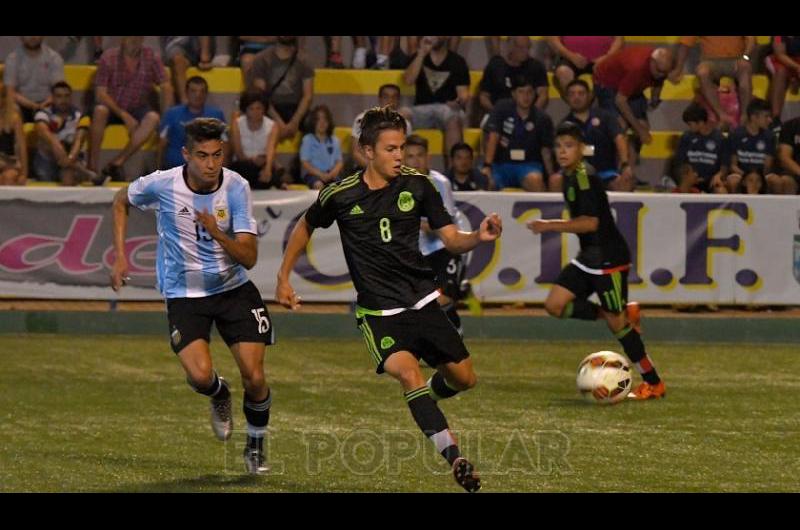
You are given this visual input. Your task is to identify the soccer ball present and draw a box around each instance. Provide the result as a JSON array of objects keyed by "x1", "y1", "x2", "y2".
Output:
[{"x1": 576, "y1": 351, "x2": 632, "y2": 405}]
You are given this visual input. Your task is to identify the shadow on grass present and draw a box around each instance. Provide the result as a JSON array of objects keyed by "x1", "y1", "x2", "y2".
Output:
[{"x1": 98, "y1": 473, "x2": 307, "y2": 492}]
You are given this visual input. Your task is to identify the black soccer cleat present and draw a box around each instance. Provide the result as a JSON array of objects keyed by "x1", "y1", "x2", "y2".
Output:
[
  {"x1": 452, "y1": 457, "x2": 481, "y2": 492},
  {"x1": 243, "y1": 447, "x2": 269, "y2": 475}
]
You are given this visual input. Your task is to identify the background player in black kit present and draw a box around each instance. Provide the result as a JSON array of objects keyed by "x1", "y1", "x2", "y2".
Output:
[
  {"x1": 527, "y1": 121, "x2": 666, "y2": 400},
  {"x1": 275, "y1": 106, "x2": 502, "y2": 492}
]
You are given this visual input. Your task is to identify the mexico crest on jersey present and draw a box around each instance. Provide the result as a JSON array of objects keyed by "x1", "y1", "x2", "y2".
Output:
[{"x1": 398, "y1": 191, "x2": 415, "y2": 212}]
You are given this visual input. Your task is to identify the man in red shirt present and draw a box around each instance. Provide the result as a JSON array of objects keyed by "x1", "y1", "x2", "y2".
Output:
[
  {"x1": 88, "y1": 36, "x2": 173, "y2": 183},
  {"x1": 593, "y1": 46, "x2": 673, "y2": 168}
]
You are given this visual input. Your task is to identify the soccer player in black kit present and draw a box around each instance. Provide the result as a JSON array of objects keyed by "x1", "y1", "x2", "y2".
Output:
[
  {"x1": 276, "y1": 106, "x2": 502, "y2": 492},
  {"x1": 528, "y1": 122, "x2": 666, "y2": 400}
]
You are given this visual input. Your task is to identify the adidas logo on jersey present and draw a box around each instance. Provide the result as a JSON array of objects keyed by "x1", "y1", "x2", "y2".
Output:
[
  {"x1": 349, "y1": 204, "x2": 364, "y2": 215},
  {"x1": 178, "y1": 206, "x2": 192, "y2": 218}
]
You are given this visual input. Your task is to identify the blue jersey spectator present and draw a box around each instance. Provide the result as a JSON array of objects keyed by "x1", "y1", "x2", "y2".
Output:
[
  {"x1": 159, "y1": 76, "x2": 225, "y2": 169},
  {"x1": 675, "y1": 102, "x2": 730, "y2": 193},
  {"x1": 483, "y1": 76, "x2": 555, "y2": 191},
  {"x1": 727, "y1": 98, "x2": 775, "y2": 194}
]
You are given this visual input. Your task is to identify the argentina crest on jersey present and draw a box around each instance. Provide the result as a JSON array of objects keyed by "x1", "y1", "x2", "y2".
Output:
[{"x1": 213, "y1": 200, "x2": 231, "y2": 232}]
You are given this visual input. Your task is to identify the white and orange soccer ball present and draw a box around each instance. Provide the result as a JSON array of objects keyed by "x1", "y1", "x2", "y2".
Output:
[{"x1": 576, "y1": 351, "x2": 632, "y2": 405}]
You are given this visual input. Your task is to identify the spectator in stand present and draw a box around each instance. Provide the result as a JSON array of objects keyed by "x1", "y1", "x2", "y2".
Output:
[
  {"x1": 561, "y1": 79, "x2": 634, "y2": 191},
  {"x1": 727, "y1": 98, "x2": 776, "y2": 194},
  {"x1": 402, "y1": 36, "x2": 470, "y2": 169},
  {"x1": 229, "y1": 90, "x2": 282, "y2": 190},
  {"x1": 3, "y1": 36, "x2": 65, "y2": 123},
  {"x1": 670, "y1": 36, "x2": 755, "y2": 128},
  {"x1": 162, "y1": 37, "x2": 214, "y2": 105},
  {"x1": 479, "y1": 36, "x2": 549, "y2": 121},
  {"x1": 672, "y1": 163, "x2": 701, "y2": 193},
  {"x1": 88, "y1": 36, "x2": 173, "y2": 183},
  {"x1": 593, "y1": 46, "x2": 673, "y2": 169},
  {"x1": 482, "y1": 75, "x2": 555, "y2": 192},
  {"x1": 351, "y1": 84, "x2": 412, "y2": 169},
  {"x1": 325, "y1": 37, "x2": 369, "y2": 69},
  {"x1": 158, "y1": 76, "x2": 226, "y2": 170},
  {"x1": 300, "y1": 104, "x2": 343, "y2": 190},
  {"x1": 237, "y1": 36, "x2": 277, "y2": 80},
  {"x1": 251, "y1": 36, "x2": 314, "y2": 142},
  {"x1": 674, "y1": 102, "x2": 729, "y2": 194},
  {"x1": 772, "y1": 115, "x2": 800, "y2": 194},
  {"x1": 546, "y1": 36, "x2": 624, "y2": 99},
  {"x1": 766, "y1": 36, "x2": 800, "y2": 128},
  {"x1": 32, "y1": 81, "x2": 95, "y2": 185},
  {"x1": 378, "y1": 37, "x2": 464, "y2": 69},
  {"x1": 0, "y1": 81, "x2": 27, "y2": 185},
  {"x1": 447, "y1": 142, "x2": 490, "y2": 191}
]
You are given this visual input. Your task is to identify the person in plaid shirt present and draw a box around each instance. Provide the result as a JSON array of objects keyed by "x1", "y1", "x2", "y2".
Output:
[{"x1": 88, "y1": 36, "x2": 173, "y2": 183}]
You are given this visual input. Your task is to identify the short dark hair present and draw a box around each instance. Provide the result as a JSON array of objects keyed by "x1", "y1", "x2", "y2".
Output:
[
  {"x1": 358, "y1": 106, "x2": 407, "y2": 147},
  {"x1": 51, "y1": 80, "x2": 71, "y2": 93},
  {"x1": 682, "y1": 102, "x2": 708, "y2": 124},
  {"x1": 510, "y1": 74, "x2": 533, "y2": 90},
  {"x1": 378, "y1": 83, "x2": 401, "y2": 98},
  {"x1": 184, "y1": 117, "x2": 227, "y2": 150},
  {"x1": 565, "y1": 79, "x2": 591, "y2": 93},
  {"x1": 307, "y1": 104, "x2": 335, "y2": 137},
  {"x1": 405, "y1": 134, "x2": 428, "y2": 152},
  {"x1": 239, "y1": 90, "x2": 269, "y2": 114},
  {"x1": 746, "y1": 97, "x2": 770, "y2": 118},
  {"x1": 186, "y1": 75, "x2": 209, "y2": 92},
  {"x1": 450, "y1": 142, "x2": 473, "y2": 158},
  {"x1": 555, "y1": 121, "x2": 585, "y2": 143}
]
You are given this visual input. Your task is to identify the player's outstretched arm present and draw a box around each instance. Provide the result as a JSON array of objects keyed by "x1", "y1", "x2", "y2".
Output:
[
  {"x1": 527, "y1": 216, "x2": 598, "y2": 235},
  {"x1": 437, "y1": 213, "x2": 503, "y2": 254},
  {"x1": 111, "y1": 186, "x2": 131, "y2": 292},
  {"x1": 275, "y1": 216, "x2": 314, "y2": 310}
]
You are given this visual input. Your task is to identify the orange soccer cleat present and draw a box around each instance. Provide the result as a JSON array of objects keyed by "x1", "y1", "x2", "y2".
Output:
[{"x1": 627, "y1": 380, "x2": 666, "y2": 400}]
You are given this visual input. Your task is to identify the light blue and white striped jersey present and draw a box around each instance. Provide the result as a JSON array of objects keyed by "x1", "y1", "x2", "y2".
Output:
[
  {"x1": 128, "y1": 165, "x2": 257, "y2": 299},
  {"x1": 420, "y1": 170, "x2": 457, "y2": 257}
]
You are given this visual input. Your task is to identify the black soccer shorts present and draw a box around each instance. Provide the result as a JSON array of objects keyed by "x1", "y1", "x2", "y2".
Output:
[
  {"x1": 356, "y1": 301, "x2": 470, "y2": 374},
  {"x1": 166, "y1": 281, "x2": 275, "y2": 354},
  {"x1": 556, "y1": 263, "x2": 629, "y2": 314},
  {"x1": 425, "y1": 247, "x2": 465, "y2": 302}
]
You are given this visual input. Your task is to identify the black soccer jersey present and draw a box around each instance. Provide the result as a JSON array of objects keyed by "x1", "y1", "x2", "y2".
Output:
[
  {"x1": 305, "y1": 166, "x2": 454, "y2": 311},
  {"x1": 562, "y1": 162, "x2": 630, "y2": 271}
]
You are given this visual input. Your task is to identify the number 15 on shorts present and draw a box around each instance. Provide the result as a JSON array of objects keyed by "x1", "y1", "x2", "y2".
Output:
[{"x1": 251, "y1": 308, "x2": 270, "y2": 334}]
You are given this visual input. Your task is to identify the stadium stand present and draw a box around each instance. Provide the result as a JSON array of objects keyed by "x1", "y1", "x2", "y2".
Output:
[{"x1": 1, "y1": 36, "x2": 798, "y2": 187}]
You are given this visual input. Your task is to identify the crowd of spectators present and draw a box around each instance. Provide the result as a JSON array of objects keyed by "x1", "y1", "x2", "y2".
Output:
[{"x1": 1, "y1": 35, "x2": 799, "y2": 195}]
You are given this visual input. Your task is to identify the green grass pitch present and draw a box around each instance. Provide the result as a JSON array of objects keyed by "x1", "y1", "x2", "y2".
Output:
[{"x1": 1, "y1": 334, "x2": 798, "y2": 492}]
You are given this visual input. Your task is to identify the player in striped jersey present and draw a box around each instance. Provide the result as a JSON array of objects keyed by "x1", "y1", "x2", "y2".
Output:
[
  {"x1": 527, "y1": 122, "x2": 666, "y2": 400},
  {"x1": 110, "y1": 118, "x2": 275, "y2": 474}
]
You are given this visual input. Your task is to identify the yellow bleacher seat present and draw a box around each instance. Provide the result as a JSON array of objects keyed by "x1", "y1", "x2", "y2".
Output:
[
  {"x1": 23, "y1": 122, "x2": 159, "y2": 150},
  {"x1": 641, "y1": 131, "x2": 680, "y2": 159}
]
